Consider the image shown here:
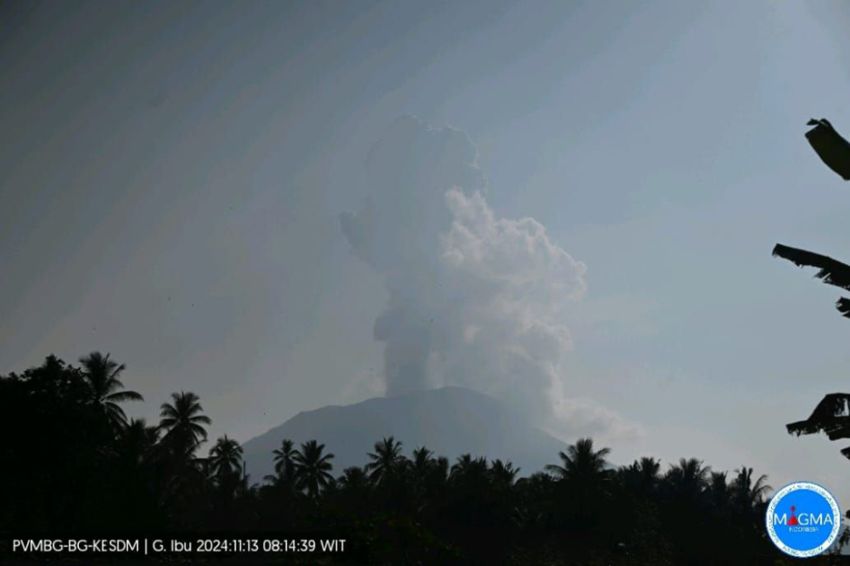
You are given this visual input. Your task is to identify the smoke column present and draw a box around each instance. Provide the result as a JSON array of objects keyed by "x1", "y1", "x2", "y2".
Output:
[{"x1": 341, "y1": 116, "x2": 634, "y2": 439}]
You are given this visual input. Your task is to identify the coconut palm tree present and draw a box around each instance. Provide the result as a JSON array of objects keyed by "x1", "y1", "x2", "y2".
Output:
[
  {"x1": 665, "y1": 458, "x2": 710, "y2": 502},
  {"x1": 621, "y1": 456, "x2": 661, "y2": 495},
  {"x1": 336, "y1": 466, "x2": 371, "y2": 500},
  {"x1": 158, "y1": 391, "x2": 211, "y2": 457},
  {"x1": 366, "y1": 436, "x2": 405, "y2": 485},
  {"x1": 489, "y1": 459, "x2": 520, "y2": 487},
  {"x1": 332, "y1": 466, "x2": 372, "y2": 517},
  {"x1": 407, "y1": 447, "x2": 435, "y2": 502},
  {"x1": 338, "y1": 466, "x2": 369, "y2": 491},
  {"x1": 78, "y1": 352, "x2": 143, "y2": 428},
  {"x1": 545, "y1": 438, "x2": 612, "y2": 485},
  {"x1": 546, "y1": 439, "x2": 613, "y2": 527},
  {"x1": 707, "y1": 471, "x2": 730, "y2": 512},
  {"x1": 209, "y1": 436, "x2": 243, "y2": 479},
  {"x1": 119, "y1": 418, "x2": 159, "y2": 466},
  {"x1": 449, "y1": 454, "x2": 489, "y2": 488},
  {"x1": 266, "y1": 439, "x2": 299, "y2": 486},
  {"x1": 292, "y1": 440, "x2": 334, "y2": 499},
  {"x1": 731, "y1": 466, "x2": 771, "y2": 511},
  {"x1": 410, "y1": 447, "x2": 434, "y2": 476},
  {"x1": 409, "y1": 448, "x2": 448, "y2": 504},
  {"x1": 450, "y1": 454, "x2": 486, "y2": 478}
]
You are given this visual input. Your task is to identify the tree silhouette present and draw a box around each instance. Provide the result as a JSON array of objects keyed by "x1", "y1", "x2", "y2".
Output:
[
  {"x1": 773, "y1": 118, "x2": 850, "y2": 462},
  {"x1": 209, "y1": 436, "x2": 243, "y2": 479},
  {"x1": 621, "y1": 456, "x2": 661, "y2": 495},
  {"x1": 450, "y1": 454, "x2": 489, "y2": 481},
  {"x1": 407, "y1": 446, "x2": 448, "y2": 517},
  {"x1": 545, "y1": 438, "x2": 613, "y2": 529},
  {"x1": 664, "y1": 458, "x2": 710, "y2": 502},
  {"x1": 410, "y1": 446, "x2": 435, "y2": 481},
  {"x1": 337, "y1": 466, "x2": 370, "y2": 492},
  {"x1": 0, "y1": 352, "x2": 785, "y2": 563},
  {"x1": 333, "y1": 466, "x2": 372, "y2": 515},
  {"x1": 267, "y1": 438, "x2": 300, "y2": 486},
  {"x1": 731, "y1": 466, "x2": 770, "y2": 512},
  {"x1": 119, "y1": 418, "x2": 159, "y2": 466},
  {"x1": 772, "y1": 244, "x2": 850, "y2": 318},
  {"x1": 292, "y1": 440, "x2": 335, "y2": 499},
  {"x1": 158, "y1": 391, "x2": 211, "y2": 457},
  {"x1": 366, "y1": 436, "x2": 406, "y2": 485},
  {"x1": 489, "y1": 459, "x2": 520, "y2": 487},
  {"x1": 707, "y1": 471, "x2": 730, "y2": 512},
  {"x1": 545, "y1": 437, "x2": 612, "y2": 485},
  {"x1": 78, "y1": 352, "x2": 143, "y2": 429}
]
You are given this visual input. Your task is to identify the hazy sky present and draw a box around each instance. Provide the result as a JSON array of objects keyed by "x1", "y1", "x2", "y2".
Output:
[{"x1": 4, "y1": 0, "x2": 850, "y2": 503}]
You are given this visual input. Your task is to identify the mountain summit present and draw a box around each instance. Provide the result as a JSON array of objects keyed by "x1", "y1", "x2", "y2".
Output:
[{"x1": 242, "y1": 386, "x2": 566, "y2": 481}]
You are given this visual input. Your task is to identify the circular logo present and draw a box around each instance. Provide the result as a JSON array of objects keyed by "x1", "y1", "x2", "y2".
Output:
[{"x1": 766, "y1": 481, "x2": 841, "y2": 558}]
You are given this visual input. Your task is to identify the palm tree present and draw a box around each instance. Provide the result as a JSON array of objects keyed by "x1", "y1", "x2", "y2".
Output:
[
  {"x1": 158, "y1": 391, "x2": 211, "y2": 457},
  {"x1": 411, "y1": 446, "x2": 434, "y2": 476},
  {"x1": 292, "y1": 440, "x2": 334, "y2": 499},
  {"x1": 707, "y1": 471, "x2": 730, "y2": 512},
  {"x1": 336, "y1": 466, "x2": 371, "y2": 500},
  {"x1": 268, "y1": 439, "x2": 299, "y2": 486},
  {"x1": 546, "y1": 439, "x2": 613, "y2": 526},
  {"x1": 333, "y1": 466, "x2": 372, "y2": 516},
  {"x1": 731, "y1": 466, "x2": 771, "y2": 511},
  {"x1": 490, "y1": 459, "x2": 520, "y2": 487},
  {"x1": 665, "y1": 458, "x2": 710, "y2": 502},
  {"x1": 410, "y1": 449, "x2": 449, "y2": 502},
  {"x1": 78, "y1": 352, "x2": 143, "y2": 428},
  {"x1": 450, "y1": 454, "x2": 489, "y2": 487},
  {"x1": 545, "y1": 438, "x2": 612, "y2": 485},
  {"x1": 366, "y1": 436, "x2": 405, "y2": 485},
  {"x1": 622, "y1": 456, "x2": 661, "y2": 494},
  {"x1": 408, "y1": 447, "x2": 436, "y2": 503},
  {"x1": 209, "y1": 436, "x2": 243, "y2": 479},
  {"x1": 338, "y1": 466, "x2": 370, "y2": 491},
  {"x1": 119, "y1": 418, "x2": 159, "y2": 466}
]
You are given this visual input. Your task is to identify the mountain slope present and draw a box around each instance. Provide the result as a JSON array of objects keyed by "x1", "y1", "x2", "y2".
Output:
[{"x1": 241, "y1": 386, "x2": 566, "y2": 482}]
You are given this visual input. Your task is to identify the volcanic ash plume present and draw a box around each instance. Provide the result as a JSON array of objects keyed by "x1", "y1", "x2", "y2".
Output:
[{"x1": 341, "y1": 116, "x2": 633, "y2": 439}]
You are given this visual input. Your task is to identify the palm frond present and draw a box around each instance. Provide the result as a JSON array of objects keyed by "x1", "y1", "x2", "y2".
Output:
[
  {"x1": 787, "y1": 393, "x2": 850, "y2": 440},
  {"x1": 773, "y1": 244, "x2": 850, "y2": 291},
  {"x1": 106, "y1": 391, "x2": 144, "y2": 403},
  {"x1": 805, "y1": 117, "x2": 850, "y2": 180}
]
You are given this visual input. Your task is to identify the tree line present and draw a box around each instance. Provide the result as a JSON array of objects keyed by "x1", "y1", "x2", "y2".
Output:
[{"x1": 0, "y1": 352, "x2": 833, "y2": 564}]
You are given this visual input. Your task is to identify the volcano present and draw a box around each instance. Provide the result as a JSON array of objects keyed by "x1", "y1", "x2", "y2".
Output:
[{"x1": 241, "y1": 386, "x2": 566, "y2": 482}]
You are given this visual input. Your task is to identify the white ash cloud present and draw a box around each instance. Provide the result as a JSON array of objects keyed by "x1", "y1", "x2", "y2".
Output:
[{"x1": 341, "y1": 115, "x2": 636, "y2": 440}]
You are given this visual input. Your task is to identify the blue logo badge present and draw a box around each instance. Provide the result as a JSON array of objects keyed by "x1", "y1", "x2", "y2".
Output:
[{"x1": 766, "y1": 481, "x2": 841, "y2": 558}]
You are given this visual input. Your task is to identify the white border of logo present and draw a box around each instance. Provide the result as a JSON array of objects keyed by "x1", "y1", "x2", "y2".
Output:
[{"x1": 765, "y1": 481, "x2": 842, "y2": 558}]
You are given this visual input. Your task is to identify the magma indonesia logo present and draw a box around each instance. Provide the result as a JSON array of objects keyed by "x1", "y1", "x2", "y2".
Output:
[{"x1": 766, "y1": 481, "x2": 841, "y2": 558}]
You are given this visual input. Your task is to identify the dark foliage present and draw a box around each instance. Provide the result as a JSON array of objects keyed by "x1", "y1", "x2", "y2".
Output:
[
  {"x1": 772, "y1": 244, "x2": 850, "y2": 321},
  {"x1": 772, "y1": 244, "x2": 850, "y2": 292},
  {"x1": 805, "y1": 118, "x2": 850, "y2": 181},
  {"x1": 773, "y1": 119, "x2": 850, "y2": 467},
  {"x1": 0, "y1": 354, "x2": 807, "y2": 564}
]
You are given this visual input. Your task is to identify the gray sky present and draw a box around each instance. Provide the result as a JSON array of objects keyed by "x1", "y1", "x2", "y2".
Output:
[{"x1": 4, "y1": 0, "x2": 850, "y2": 503}]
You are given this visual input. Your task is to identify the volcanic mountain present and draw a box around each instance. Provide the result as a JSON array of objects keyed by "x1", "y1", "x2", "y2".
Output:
[{"x1": 241, "y1": 386, "x2": 566, "y2": 482}]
